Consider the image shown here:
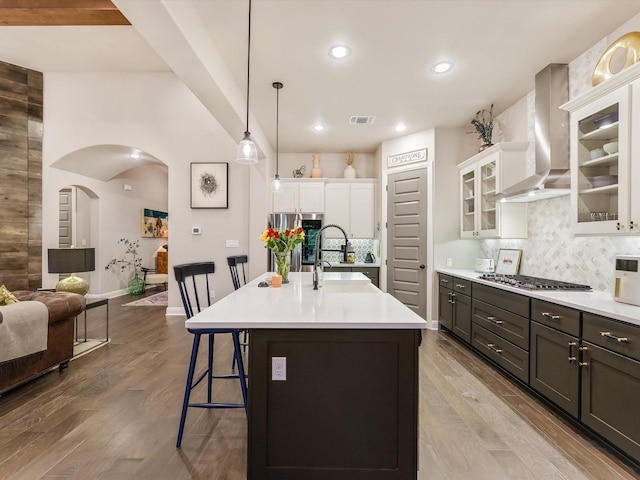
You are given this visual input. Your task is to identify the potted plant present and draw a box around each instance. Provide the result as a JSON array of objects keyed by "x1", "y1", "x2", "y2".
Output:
[
  {"x1": 105, "y1": 238, "x2": 144, "y2": 295},
  {"x1": 471, "y1": 103, "x2": 494, "y2": 151}
]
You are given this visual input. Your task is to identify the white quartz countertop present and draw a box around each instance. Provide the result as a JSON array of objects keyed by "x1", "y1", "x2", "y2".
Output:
[
  {"x1": 437, "y1": 268, "x2": 640, "y2": 327},
  {"x1": 185, "y1": 272, "x2": 426, "y2": 330}
]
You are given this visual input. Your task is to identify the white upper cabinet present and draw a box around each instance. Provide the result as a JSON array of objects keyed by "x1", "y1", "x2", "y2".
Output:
[
  {"x1": 272, "y1": 181, "x2": 325, "y2": 213},
  {"x1": 562, "y1": 62, "x2": 640, "y2": 235},
  {"x1": 457, "y1": 143, "x2": 529, "y2": 239},
  {"x1": 324, "y1": 182, "x2": 375, "y2": 238}
]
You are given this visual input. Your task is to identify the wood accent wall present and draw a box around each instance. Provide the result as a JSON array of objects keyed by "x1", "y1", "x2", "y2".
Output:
[{"x1": 0, "y1": 60, "x2": 43, "y2": 291}]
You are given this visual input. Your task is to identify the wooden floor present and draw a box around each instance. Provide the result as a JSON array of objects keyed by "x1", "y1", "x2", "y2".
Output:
[{"x1": 0, "y1": 290, "x2": 639, "y2": 479}]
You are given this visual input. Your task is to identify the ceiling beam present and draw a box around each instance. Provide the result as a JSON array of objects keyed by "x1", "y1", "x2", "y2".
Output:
[{"x1": 0, "y1": 0, "x2": 129, "y2": 25}]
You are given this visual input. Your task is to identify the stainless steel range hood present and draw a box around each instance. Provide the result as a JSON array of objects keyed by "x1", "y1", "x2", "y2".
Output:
[{"x1": 495, "y1": 64, "x2": 571, "y2": 202}]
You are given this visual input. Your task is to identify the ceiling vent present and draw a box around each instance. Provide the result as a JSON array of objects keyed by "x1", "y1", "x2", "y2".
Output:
[{"x1": 349, "y1": 116, "x2": 376, "y2": 125}]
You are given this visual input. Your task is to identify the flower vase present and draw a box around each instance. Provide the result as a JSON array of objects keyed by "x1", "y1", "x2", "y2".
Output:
[
  {"x1": 344, "y1": 165, "x2": 356, "y2": 178},
  {"x1": 275, "y1": 252, "x2": 291, "y2": 284},
  {"x1": 479, "y1": 143, "x2": 493, "y2": 152},
  {"x1": 128, "y1": 273, "x2": 145, "y2": 296},
  {"x1": 310, "y1": 154, "x2": 322, "y2": 178}
]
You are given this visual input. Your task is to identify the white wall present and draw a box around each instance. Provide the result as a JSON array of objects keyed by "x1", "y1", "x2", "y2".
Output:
[{"x1": 43, "y1": 72, "x2": 266, "y2": 308}]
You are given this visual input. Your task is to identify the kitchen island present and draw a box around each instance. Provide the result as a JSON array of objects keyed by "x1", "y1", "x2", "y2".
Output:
[{"x1": 186, "y1": 271, "x2": 426, "y2": 480}]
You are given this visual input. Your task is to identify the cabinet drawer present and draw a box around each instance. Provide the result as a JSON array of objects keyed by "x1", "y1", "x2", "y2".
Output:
[
  {"x1": 438, "y1": 274, "x2": 452, "y2": 289},
  {"x1": 471, "y1": 323, "x2": 529, "y2": 383},
  {"x1": 473, "y1": 283, "x2": 529, "y2": 317},
  {"x1": 452, "y1": 277, "x2": 472, "y2": 296},
  {"x1": 583, "y1": 313, "x2": 640, "y2": 361},
  {"x1": 531, "y1": 299, "x2": 580, "y2": 337},
  {"x1": 471, "y1": 299, "x2": 529, "y2": 350}
]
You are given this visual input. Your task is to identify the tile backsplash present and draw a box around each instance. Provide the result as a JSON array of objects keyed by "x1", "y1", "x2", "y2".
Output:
[
  {"x1": 322, "y1": 238, "x2": 377, "y2": 263},
  {"x1": 480, "y1": 196, "x2": 640, "y2": 293}
]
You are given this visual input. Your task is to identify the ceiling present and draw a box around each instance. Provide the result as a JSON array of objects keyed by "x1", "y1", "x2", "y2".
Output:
[{"x1": 2, "y1": 0, "x2": 640, "y2": 159}]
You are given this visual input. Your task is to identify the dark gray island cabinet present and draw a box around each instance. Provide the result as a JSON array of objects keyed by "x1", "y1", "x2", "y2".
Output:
[
  {"x1": 186, "y1": 272, "x2": 425, "y2": 480},
  {"x1": 438, "y1": 272, "x2": 640, "y2": 466},
  {"x1": 248, "y1": 328, "x2": 419, "y2": 480}
]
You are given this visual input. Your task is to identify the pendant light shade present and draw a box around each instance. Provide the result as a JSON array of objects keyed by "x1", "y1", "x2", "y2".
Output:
[
  {"x1": 272, "y1": 81, "x2": 283, "y2": 192},
  {"x1": 236, "y1": 0, "x2": 258, "y2": 165},
  {"x1": 237, "y1": 131, "x2": 258, "y2": 164}
]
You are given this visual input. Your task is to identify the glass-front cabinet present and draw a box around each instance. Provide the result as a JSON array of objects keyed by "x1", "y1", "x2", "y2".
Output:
[
  {"x1": 458, "y1": 143, "x2": 528, "y2": 239},
  {"x1": 570, "y1": 87, "x2": 629, "y2": 235},
  {"x1": 562, "y1": 62, "x2": 640, "y2": 235}
]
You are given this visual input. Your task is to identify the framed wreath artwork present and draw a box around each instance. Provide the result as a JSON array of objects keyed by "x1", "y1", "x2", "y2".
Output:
[{"x1": 190, "y1": 162, "x2": 228, "y2": 209}]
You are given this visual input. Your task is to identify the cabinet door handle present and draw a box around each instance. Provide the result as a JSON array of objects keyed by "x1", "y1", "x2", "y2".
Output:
[
  {"x1": 487, "y1": 343, "x2": 503, "y2": 354},
  {"x1": 630, "y1": 221, "x2": 636, "y2": 230},
  {"x1": 450, "y1": 293, "x2": 456, "y2": 305},
  {"x1": 455, "y1": 283, "x2": 466, "y2": 289},
  {"x1": 486, "y1": 316, "x2": 503, "y2": 325},
  {"x1": 579, "y1": 345, "x2": 589, "y2": 367},
  {"x1": 616, "y1": 222, "x2": 623, "y2": 231},
  {"x1": 440, "y1": 279, "x2": 449, "y2": 284},
  {"x1": 600, "y1": 331, "x2": 628, "y2": 342},
  {"x1": 541, "y1": 312, "x2": 560, "y2": 320},
  {"x1": 568, "y1": 341, "x2": 577, "y2": 362}
]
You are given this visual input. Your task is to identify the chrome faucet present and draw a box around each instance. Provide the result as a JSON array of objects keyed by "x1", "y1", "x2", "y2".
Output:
[{"x1": 313, "y1": 224, "x2": 348, "y2": 290}]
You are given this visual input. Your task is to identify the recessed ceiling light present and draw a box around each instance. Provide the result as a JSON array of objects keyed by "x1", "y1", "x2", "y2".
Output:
[
  {"x1": 395, "y1": 123, "x2": 407, "y2": 132},
  {"x1": 329, "y1": 45, "x2": 351, "y2": 59},
  {"x1": 432, "y1": 62, "x2": 452, "y2": 74},
  {"x1": 312, "y1": 124, "x2": 326, "y2": 132}
]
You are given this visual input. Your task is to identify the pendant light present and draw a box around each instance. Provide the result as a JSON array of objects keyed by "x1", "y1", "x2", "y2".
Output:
[
  {"x1": 236, "y1": 0, "x2": 258, "y2": 164},
  {"x1": 272, "y1": 81, "x2": 283, "y2": 192}
]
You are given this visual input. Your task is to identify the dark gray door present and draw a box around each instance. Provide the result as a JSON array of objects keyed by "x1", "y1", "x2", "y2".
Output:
[{"x1": 387, "y1": 168, "x2": 427, "y2": 319}]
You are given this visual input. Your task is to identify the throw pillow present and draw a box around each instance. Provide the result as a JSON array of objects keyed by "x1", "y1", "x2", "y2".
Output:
[{"x1": 0, "y1": 285, "x2": 19, "y2": 306}]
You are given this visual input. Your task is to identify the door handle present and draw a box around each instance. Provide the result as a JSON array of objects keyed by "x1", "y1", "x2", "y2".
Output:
[
  {"x1": 568, "y1": 341, "x2": 577, "y2": 362},
  {"x1": 420, "y1": 264, "x2": 426, "y2": 269}
]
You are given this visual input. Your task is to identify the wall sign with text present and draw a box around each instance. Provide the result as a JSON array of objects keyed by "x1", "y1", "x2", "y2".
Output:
[{"x1": 387, "y1": 148, "x2": 427, "y2": 168}]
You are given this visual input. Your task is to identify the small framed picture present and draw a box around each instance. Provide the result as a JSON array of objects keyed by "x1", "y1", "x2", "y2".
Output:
[
  {"x1": 190, "y1": 162, "x2": 228, "y2": 209},
  {"x1": 495, "y1": 248, "x2": 522, "y2": 275}
]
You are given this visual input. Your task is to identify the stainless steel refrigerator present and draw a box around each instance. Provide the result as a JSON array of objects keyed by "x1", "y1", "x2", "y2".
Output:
[{"x1": 268, "y1": 213, "x2": 323, "y2": 273}]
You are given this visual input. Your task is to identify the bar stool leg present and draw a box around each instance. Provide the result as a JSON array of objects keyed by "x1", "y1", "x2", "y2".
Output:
[
  {"x1": 207, "y1": 333, "x2": 215, "y2": 404},
  {"x1": 232, "y1": 331, "x2": 248, "y2": 413},
  {"x1": 176, "y1": 332, "x2": 201, "y2": 448}
]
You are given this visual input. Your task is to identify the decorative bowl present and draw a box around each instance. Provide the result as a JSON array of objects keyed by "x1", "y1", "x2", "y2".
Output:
[
  {"x1": 590, "y1": 148, "x2": 605, "y2": 159},
  {"x1": 603, "y1": 142, "x2": 619, "y2": 154}
]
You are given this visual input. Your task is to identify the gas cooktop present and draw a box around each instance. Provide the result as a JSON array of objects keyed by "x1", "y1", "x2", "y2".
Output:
[{"x1": 478, "y1": 273, "x2": 592, "y2": 291}]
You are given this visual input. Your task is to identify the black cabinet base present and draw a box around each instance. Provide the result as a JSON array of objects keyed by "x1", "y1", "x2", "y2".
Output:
[{"x1": 247, "y1": 328, "x2": 419, "y2": 480}]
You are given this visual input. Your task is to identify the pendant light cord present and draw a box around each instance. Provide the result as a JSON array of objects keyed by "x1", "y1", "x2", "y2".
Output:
[
  {"x1": 275, "y1": 84, "x2": 279, "y2": 175},
  {"x1": 245, "y1": 0, "x2": 252, "y2": 133}
]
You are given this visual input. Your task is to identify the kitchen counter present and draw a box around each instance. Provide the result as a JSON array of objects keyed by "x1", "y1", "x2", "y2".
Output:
[
  {"x1": 437, "y1": 268, "x2": 640, "y2": 327},
  {"x1": 325, "y1": 260, "x2": 381, "y2": 268},
  {"x1": 187, "y1": 271, "x2": 422, "y2": 479},
  {"x1": 186, "y1": 271, "x2": 423, "y2": 330}
]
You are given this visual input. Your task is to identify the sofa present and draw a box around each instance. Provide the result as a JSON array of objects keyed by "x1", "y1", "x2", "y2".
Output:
[{"x1": 0, "y1": 290, "x2": 86, "y2": 394}]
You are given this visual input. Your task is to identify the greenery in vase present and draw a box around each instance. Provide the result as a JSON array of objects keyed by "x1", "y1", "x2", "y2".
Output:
[
  {"x1": 105, "y1": 238, "x2": 142, "y2": 276},
  {"x1": 470, "y1": 103, "x2": 494, "y2": 145},
  {"x1": 346, "y1": 151, "x2": 356, "y2": 166}
]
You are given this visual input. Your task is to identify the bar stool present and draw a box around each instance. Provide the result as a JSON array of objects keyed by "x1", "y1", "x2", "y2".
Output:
[
  {"x1": 174, "y1": 262, "x2": 248, "y2": 448},
  {"x1": 227, "y1": 255, "x2": 249, "y2": 369},
  {"x1": 227, "y1": 255, "x2": 248, "y2": 290}
]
